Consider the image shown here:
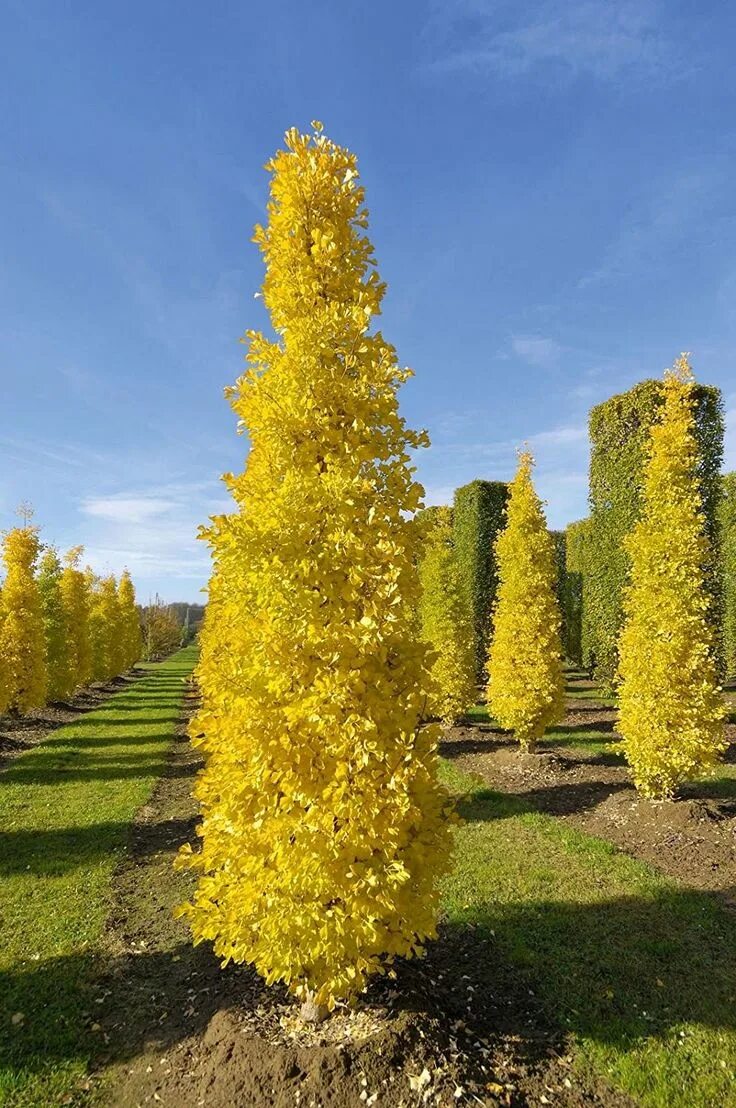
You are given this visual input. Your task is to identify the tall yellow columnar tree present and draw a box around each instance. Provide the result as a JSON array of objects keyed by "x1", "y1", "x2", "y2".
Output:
[
  {"x1": 60, "y1": 546, "x2": 92, "y2": 689},
  {"x1": 38, "y1": 546, "x2": 74, "y2": 701},
  {"x1": 118, "y1": 570, "x2": 142, "y2": 670},
  {"x1": 87, "y1": 572, "x2": 120, "y2": 681},
  {"x1": 0, "y1": 523, "x2": 47, "y2": 713},
  {"x1": 177, "y1": 123, "x2": 453, "y2": 1010},
  {"x1": 618, "y1": 356, "x2": 725, "y2": 797},
  {"x1": 487, "y1": 451, "x2": 564, "y2": 752},
  {"x1": 418, "y1": 507, "x2": 476, "y2": 723}
]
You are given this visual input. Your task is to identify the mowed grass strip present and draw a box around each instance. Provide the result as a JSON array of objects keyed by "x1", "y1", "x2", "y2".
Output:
[
  {"x1": 0, "y1": 646, "x2": 197, "y2": 1107},
  {"x1": 440, "y1": 759, "x2": 736, "y2": 1108}
]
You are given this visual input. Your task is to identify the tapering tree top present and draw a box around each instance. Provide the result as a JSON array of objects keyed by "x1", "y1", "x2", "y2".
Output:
[
  {"x1": 668, "y1": 351, "x2": 695, "y2": 386},
  {"x1": 252, "y1": 121, "x2": 384, "y2": 332}
]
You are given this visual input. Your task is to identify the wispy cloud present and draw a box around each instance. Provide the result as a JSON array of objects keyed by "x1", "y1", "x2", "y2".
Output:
[
  {"x1": 423, "y1": 0, "x2": 682, "y2": 83},
  {"x1": 578, "y1": 169, "x2": 724, "y2": 288},
  {"x1": 418, "y1": 413, "x2": 590, "y2": 526},
  {"x1": 81, "y1": 495, "x2": 179, "y2": 525},
  {"x1": 511, "y1": 334, "x2": 563, "y2": 369}
]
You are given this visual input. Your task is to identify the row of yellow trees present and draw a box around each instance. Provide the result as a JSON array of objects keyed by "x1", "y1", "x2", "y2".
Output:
[
  {"x1": 421, "y1": 356, "x2": 725, "y2": 800},
  {"x1": 0, "y1": 523, "x2": 142, "y2": 714}
]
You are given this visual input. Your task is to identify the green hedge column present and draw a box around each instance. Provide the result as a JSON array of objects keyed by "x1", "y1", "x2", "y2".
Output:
[
  {"x1": 587, "y1": 379, "x2": 723, "y2": 689},
  {"x1": 719, "y1": 472, "x2": 736, "y2": 678},
  {"x1": 564, "y1": 518, "x2": 590, "y2": 667},
  {"x1": 453, "y1": 480, "x2": 509, "y2": 683},
  {"x1": 550, "y1": 530, "x2": 567, "y2": 653}
]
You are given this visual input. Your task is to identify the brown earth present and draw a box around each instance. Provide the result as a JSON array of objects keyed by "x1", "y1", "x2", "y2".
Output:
[
  {"x1": 442, "y1": 689, "x2": 736, "y2": 906},
  {"x1": 91, "y1": 695, "x2": 630, "y2": 1108},
  {"x1": 0, "y1": 670, "x2": 148, "y2": 773}
]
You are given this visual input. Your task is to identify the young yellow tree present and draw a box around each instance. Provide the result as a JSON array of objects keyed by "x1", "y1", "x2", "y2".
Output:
[
  {"x1": 87, "y1": 571, "x2": 119, "y2": 681},
  {"x1": 0, "y1": 523, "x2": 47, "y2": 713},
  {"x1": 418, "y1": 506, "x2": 476, "y2": 722},
  {"x1": 618, "y1": 356, "x2": 726, "y2": 798},
  {"x1": 487, "y1": 451, "x2": 564, "y2": 751},
  {"x1": 176, "y1": 123, "x2": 453, "y2": 1012},
  {"x1": 60, "y1": 546, "x2": 92, "y2": 690},
  {"x1": 118, "y1": 569, "x2": 142, "y2": 670},
  {"x1": 140, "y1": 595, "x2": 181, "y2": 660},
  {"x1": 38, "y1": 546, "x2": 74, "y2": 701}
]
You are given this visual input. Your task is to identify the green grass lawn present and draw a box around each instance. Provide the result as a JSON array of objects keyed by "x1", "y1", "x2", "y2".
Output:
[
  {"x1": 440, "y1": 759, "x2": 736, "y2": 1108},
  {"x1": 0, "y1": 647, "x2": 197, "y2": 1108}
]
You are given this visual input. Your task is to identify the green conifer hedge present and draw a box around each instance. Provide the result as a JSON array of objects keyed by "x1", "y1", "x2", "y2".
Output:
[
  {"x1": 453, "y1": 480, "x2": 509, "y2": 682},
  {"x1": 719, "y1": 472, "x2": 736, "y2": 678}
]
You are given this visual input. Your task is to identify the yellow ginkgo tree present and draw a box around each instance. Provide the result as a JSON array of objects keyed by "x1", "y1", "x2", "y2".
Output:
[
  {"x1": 60, "y1": 546, "x2": 92, "y2": 690},
  {"x1": 176, "y1": 123, "x2": 453, "y2": 1012},
  {"x1": 38, "y1": 546, "x2": 74, "y2": 702},
  {"x1": 0, "y1": 518, "x2": 47, "y2": 714},
  {"x1": 117, "y1": 569, "x2": 142, "y2": 670},
  {"x1": 487, "y1": 450, "x2": 564, "y2": 751},
  {"x1": 618, "y1": 355, "x2": 726, "y2": 798},
  {"x1": 418, "y1": 506, "x2": 476, "y2": 723}
]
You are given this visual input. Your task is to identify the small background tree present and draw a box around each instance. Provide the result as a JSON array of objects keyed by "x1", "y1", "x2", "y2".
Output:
[
  {"x1": 618, "y1": 356, "x2": 726, "y2": 798},
  {"x1": 487, "y1": 451, "x2": 564, "y2": 752},
  {"x1": 141, "y1": 596, "x2": 181, "y2": 660},
  {"x1": 418, "y1": 506, "x2": 476, "y2": 722}
]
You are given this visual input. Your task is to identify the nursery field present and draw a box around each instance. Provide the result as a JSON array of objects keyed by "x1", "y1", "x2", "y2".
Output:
[{"x1": 2, "y1": 661, "x2": 735, "y2": 1107}]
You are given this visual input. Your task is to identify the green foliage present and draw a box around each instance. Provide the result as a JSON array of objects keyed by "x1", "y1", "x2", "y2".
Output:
[
  {"x1": 452, "y1": 479, "x2": 509, "y2": 683},
  {"x1": 586, "y1": 378, "x2": 723, "y2": 690},
  {"x1": 418, "y1": 506, "x2": 476, "y2": 722},
  {"x1": 550, "y1": 530, "x2": 567, "y2": 651},
  {"x1": 38, "y1": 547, "x2": 74, "y2": 701},
  {"x1": 564, "y1": 519, "x2": 590, "y2": 666},
  {"x1": 719, "y1": 472, "x2": 736, "y2": 677}
]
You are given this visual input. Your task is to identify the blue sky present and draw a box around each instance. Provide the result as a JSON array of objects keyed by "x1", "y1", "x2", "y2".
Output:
[{"x1": 3, "y1": 0, "x2": 736, "y2": 602}]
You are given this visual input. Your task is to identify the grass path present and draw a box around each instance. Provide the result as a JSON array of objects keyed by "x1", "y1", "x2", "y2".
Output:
[
  {"x1": 440, "y1": 759, "x2": 736, "y2": 1108},
  {"x1": 0, "y1": 646, "x2": 198, "y2": 1108}
]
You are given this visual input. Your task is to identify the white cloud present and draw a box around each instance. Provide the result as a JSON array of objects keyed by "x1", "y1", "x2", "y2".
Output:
[
  {"x1": 424, "y1": 0, "x2": 680, "y2": 83},
  {"x1": 81, "y1": 496, "x2": 177, "y2": 524},
  {"x1": 511, "y1": 334, "x2": 563, "y2": 369}
]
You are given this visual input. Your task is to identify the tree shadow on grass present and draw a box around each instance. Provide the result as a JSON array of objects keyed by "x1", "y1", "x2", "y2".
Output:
[
  {"x1": 456, "y1": 780, "x2": 630, "y2": 821},
  {"x1": 0, "y1": 816, "x2": 200, "y2": 877},
  {"x1": 2, "y1": 885, "x2": 735, "y2": 1090}
]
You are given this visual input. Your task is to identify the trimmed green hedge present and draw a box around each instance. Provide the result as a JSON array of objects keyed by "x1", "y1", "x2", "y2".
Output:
[
  {"x1": 586, "y1": 379, "x2": 724, "y2": 689},
  {"x1": 453, "y1": 480, "x2": 509, "y2": 683},
  {"x1": 719, "y1": 472, "x2": 736, "y2": 678},
  {"x1": 550, "y1": 530, "x2": 567, "y2": 651},
  {"x1": 564, "y1": 518, "x2": 590, "y2": 667}
]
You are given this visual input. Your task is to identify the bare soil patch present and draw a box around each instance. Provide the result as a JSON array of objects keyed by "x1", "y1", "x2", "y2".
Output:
[
  {"x1": 0, "y1": 670, "x2": 147, "y2": 773},
  {"x1": 444, "y1": 694, "x2": 736, "y2": 904},
  {"x1": 92, "y1": 698, "x2": 629, "y2": 1107}
]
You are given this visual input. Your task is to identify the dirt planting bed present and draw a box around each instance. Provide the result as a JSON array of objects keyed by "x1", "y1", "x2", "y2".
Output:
[
  {"x1": 0, "y1": 670, "x2": 147, "y2": 773},
  {"x1": 443, "y1": 695, "x2": 736, "y2": 904},
  {"x1": 92, "y1": 701, "x2": 628, "y2": 1108}
]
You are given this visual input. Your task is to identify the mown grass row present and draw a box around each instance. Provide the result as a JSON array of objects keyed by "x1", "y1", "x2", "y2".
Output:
[
  {"x1": 440, "y1": 759, "x2": 736, "y2": 1108},
  {"x1": 0, "y1": 646, "x2": 197, "y2": 1107}
]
